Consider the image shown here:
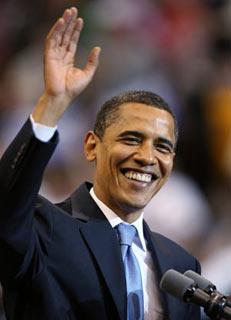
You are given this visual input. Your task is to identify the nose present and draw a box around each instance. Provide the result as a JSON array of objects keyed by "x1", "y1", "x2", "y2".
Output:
[{"x1": 133, "y1": 143, "x2": 156, "y2": 166}]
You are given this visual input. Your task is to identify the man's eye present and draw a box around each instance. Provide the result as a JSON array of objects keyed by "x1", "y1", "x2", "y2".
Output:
[
  {"x1": 155, "y1": 144, "x2": 173, "y2": 154},
  {"x1": 122, "y1": 137, "x2": 141, "y2": 145}
]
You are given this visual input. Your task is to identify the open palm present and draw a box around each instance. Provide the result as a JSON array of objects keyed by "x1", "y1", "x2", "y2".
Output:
[{"x1": 44, "y1": 7, "x2": 100, "y2": 101}]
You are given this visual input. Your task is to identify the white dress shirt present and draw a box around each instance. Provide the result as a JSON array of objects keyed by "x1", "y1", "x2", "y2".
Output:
[{"x1": 30, "y1": 116, "x2": 165, "y2": 319}]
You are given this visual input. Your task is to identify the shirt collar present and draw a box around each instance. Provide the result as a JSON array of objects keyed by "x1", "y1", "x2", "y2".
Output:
[{"x1": 90, "y1": 187, "x2": 147, "y2": 251}]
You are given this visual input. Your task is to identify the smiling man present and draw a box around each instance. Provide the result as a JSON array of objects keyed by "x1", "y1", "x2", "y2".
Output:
[
  {"x1": 0, "y1": 7, "x2": 201, "y2": 320},
  {"x1": 86, "y1": 98, "x2": 176, "y2": 224}
]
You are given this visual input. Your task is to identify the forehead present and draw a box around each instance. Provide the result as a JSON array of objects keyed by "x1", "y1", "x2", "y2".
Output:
[{"x1": 106, "y1": 102, "x2": 175, "y2": 140}]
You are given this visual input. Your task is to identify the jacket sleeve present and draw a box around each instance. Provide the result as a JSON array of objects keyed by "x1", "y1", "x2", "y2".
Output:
[{"x1": 0, "y1": 119, "x2": 58, "y2": 285}]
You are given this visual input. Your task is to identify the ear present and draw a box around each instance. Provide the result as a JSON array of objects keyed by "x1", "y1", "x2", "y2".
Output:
[{"x1": 84, "y1": 131, "x2": 99, "y2": 162}]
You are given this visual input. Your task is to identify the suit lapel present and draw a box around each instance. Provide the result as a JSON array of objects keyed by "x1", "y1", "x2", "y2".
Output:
[
  {"x1": 70, "y1": 183, "x2": 127, "y2": 320},
  {"x1": 143, "y1": 221, "x2": 183, "y2": 320}
]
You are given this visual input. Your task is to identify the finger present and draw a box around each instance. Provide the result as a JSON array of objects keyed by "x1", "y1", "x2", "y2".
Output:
[
  {"x1": 46, "y1": 17, "x2": 65, "y2": 49},
  {"x1": 68, "y1": 17, "x2": 83, "y2": 54},
  {"x1": 61, "y1": 8, "x2": 78, "y2": 48},
  {"x1": 46, "y1": 7, "x2": 77, "y2": 49},
  {"x1": 84, "y1": 47, "x2": 101, "y2": 78}
]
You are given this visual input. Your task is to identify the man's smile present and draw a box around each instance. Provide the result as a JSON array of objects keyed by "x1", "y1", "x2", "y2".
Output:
[{"x1": 120, "y1": 168, "x2": 159, "y2": 184}]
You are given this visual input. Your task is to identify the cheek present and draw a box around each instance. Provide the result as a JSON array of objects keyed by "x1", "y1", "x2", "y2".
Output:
[
  {"x1": 159, "y1": 157, "x2": 174, "y2": 176},
  {"x1": 98, "y1": 144, "x2": 135, "y2": 177},
  {"x1": 97, "y1": 147, "x2": 118, "y2": 177},
  {"x1": 109, "y1": 146, "x2": 131, "y2": 166}
]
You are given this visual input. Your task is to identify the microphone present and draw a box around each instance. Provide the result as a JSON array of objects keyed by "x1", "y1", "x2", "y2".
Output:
[
  {"x1": 184, "y1": 270, "x2": 218, "y2": 294},
  {"x1": 184, "y1": 270, "x2": 231, "y2": 307},
  {"x1": 160, "y1": 269, "x2": 231, "y2": 319}
]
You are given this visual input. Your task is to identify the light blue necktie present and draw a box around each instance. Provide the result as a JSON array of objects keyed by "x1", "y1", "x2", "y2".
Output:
[{"x1": 116, "y1": 223, "x2": 144, "y2": 320}]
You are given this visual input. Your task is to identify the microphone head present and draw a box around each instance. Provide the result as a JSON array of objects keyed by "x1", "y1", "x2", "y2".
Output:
[
  {"x1": 184, "y1": 270, "x2": 216, "y2": 292},
  {"x1": 160, "y1": 269, "x2": 195, "y2": 300}
]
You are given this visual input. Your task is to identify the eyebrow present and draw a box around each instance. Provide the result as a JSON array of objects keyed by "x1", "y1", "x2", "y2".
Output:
[
  {"x1": 118, "y1": 130, "x2": 145, "y2": 138},
  {"x1": 118, "y1": 130, "x2": 175, "y2": 150}
]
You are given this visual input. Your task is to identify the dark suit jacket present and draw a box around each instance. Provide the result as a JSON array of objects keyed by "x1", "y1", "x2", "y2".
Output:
[{"x1": 0, "y1": 120, "x2": 201, "y2": 320}]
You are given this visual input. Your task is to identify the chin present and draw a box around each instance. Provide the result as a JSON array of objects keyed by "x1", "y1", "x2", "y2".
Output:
[{"x1": 119, "y1": 197, "x2": 149, "y2": 213}]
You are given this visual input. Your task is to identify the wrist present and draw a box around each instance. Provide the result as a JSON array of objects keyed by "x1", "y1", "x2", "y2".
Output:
[{"x1": 32, "y1": 93, "x2": 71, "y2": 127}]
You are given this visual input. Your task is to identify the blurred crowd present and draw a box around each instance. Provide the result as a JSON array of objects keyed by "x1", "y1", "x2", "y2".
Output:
[{"x1": 0, "y1": 0, "x2": 231, "y2": 318}]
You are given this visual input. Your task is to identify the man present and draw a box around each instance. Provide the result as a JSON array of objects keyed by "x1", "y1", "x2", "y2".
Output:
[{"x1": 0, "y1": 7, "x2": 201, "y2": 320}]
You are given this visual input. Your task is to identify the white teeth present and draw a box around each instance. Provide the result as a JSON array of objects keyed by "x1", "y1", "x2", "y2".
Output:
[{"x1": 124, "y1": 171, "x2": 152, "y2": 183}]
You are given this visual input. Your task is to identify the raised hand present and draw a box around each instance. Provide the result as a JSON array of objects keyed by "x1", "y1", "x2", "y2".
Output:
[
  {"x1": 33, "y1": 7, "x2": 101, "y2": 126},
  {"x1": 45, "y1": 7, "x2": 100, "y2": 99}
]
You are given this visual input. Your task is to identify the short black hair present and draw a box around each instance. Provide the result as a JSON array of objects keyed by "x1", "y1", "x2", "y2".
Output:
[{"x1": 93, "y1": 90, "x2": 178, "y2": 143}]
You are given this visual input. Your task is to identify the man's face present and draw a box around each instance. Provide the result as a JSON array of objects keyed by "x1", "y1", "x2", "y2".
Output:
[{"x1": 85, "y1": 102, "x2": 176, "y2": 221}]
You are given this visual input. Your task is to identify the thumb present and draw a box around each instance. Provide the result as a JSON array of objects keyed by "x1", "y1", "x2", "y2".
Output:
[{"x1": 83, "y1": 46, "x2": 101, "y2": 79}]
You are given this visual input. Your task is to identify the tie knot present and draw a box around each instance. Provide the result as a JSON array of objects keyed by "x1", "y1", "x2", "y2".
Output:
[{"x1": 116, "y1": 223, "x2": 137, "y2": 247}]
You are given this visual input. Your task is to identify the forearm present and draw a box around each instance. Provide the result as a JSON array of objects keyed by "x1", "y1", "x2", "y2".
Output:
[
  {"x1": 0, "y1": 120, "x2": 58, "y2": 256},
  {"x1": 0, "y1": 119, "x2": 58, "y2": 192}
]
